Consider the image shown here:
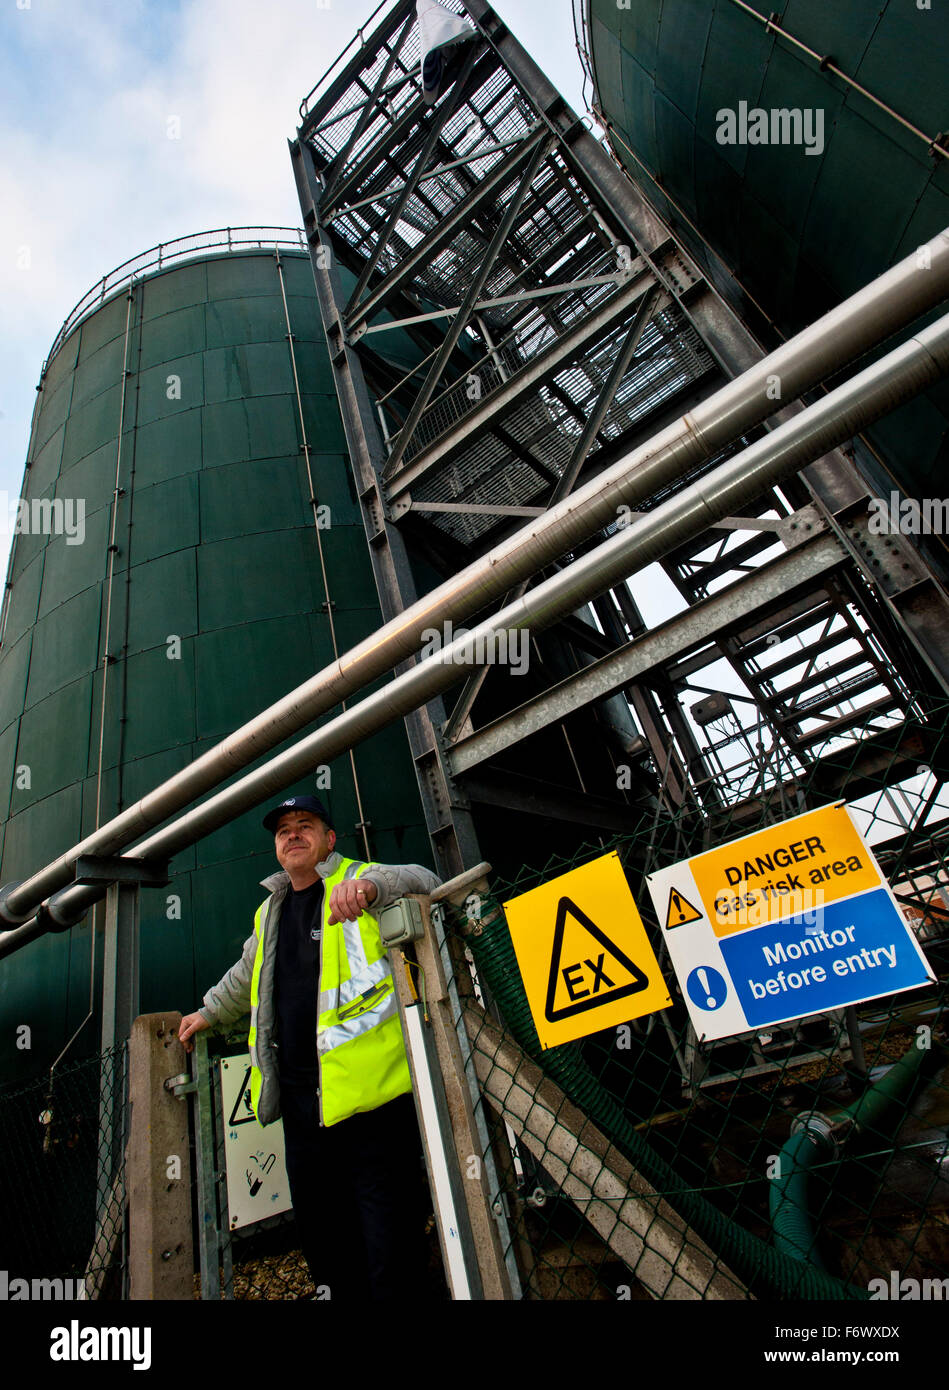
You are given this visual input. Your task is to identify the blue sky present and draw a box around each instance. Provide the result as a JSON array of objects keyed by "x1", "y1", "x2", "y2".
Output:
[{"x1": 0, "y1": 0, "x2": 589, "y2": 573}]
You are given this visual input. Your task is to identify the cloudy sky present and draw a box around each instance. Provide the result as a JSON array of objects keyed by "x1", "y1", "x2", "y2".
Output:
[{"x1": 0, "y1": 0, "x2": 590, "y2": 572}]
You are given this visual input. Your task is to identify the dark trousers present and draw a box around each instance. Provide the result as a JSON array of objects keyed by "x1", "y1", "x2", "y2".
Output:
[{"x1": 280, "y1": 1085, "x2": 430, "y2": 1301}]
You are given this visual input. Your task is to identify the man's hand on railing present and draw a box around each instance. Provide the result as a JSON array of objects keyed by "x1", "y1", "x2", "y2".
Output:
[
  {"x1": 178, "y1": 1012, "x2": 210, "y2": 1052},
  {"x1": 328, "y1": 878, "x2": 378, "y2": 924}
]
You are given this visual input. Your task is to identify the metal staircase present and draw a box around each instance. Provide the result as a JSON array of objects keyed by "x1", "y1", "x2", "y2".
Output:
[
  {"x1": 291, "y1": 0, "x2": 949, "y2": 861},
  {"x1": 290, "y1": 0, "x2": 949, "y2": 1099}
]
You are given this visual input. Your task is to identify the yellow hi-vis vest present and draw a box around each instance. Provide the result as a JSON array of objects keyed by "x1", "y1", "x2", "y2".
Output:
[{"x1": 247, "y1": 857, "x2": 412, "y2": 1126}]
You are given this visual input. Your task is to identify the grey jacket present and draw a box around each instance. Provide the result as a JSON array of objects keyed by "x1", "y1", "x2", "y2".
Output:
[{"x1": 198, "y1": 851, "x2": 440, "y2": 1124}]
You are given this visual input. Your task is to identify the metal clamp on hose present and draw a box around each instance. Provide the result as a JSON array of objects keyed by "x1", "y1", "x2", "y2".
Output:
[{"x1": 789, "y1": 1109, "x2": 854, "y2": 1156}]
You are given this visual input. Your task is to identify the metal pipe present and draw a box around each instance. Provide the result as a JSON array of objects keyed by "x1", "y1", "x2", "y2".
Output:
[
  {"x1": 728, "y1": 0, "x2": 949, "y2": 160},
  {"x1": 5, "y1": 312, "x2": 947, "y2": 952},
  {"x1": 1, "y1": 231, "x2": 948, "y2": 926},
  {"x1": 95, "y1": 284, "x2": 136, "y2": 832},
  {"x1": 275, "y1": 246, "x2": 372, "y2": 861}
]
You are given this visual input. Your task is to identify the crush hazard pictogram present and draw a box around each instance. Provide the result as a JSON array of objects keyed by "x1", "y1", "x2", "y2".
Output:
[
  {"x1": 545, "y1": 897, "x2": 649, "y2": 1020},
  {"x1": 228, "y1": 1066, "x2": 256, "y2": 1126},
  {"x1": 664, "y1": 888, "x2": 703, "y2": 930},
  {"x1": 504, "y1": 851, "x2": 672, "y2": 1047}
]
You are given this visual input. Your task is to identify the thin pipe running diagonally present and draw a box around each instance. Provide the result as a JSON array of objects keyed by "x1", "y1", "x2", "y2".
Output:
[
  {"x1": 49, "y1": 280, "x2": 137, "y2": 1077},
  {"x1": 275, "y1": 245, "x2": 371, "y2": 859}
]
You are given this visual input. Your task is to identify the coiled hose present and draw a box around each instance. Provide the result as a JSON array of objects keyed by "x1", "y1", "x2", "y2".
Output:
[{"x1": 467, "y1": 904, "x2": 868, "y2": 1300}]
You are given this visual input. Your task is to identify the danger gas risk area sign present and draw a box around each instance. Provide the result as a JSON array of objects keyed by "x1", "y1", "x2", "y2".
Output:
[
  {"x1": 504, "y1": 852, "x2": 671, "y2": 1048},
  {"x1": 646, "y1": 803, "x2": 935, "y2": 1041}
]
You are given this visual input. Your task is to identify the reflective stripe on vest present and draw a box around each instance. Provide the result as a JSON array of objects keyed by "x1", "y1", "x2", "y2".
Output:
[
  {"x1": 247, "y1": 858, "x2": 411, "y2": 1126},
  {"x1": 247, "y1": 899, "x2": 267, "y2": 1121}
]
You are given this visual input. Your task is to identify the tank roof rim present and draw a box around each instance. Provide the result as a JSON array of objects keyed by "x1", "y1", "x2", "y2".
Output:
[{"x1": 42, "y1": 227, "x2": 310, "y2": 379}]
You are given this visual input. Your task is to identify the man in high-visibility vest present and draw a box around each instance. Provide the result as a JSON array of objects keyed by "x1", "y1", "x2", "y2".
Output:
[{"x1": 179, "y1": 794, "x2": 440, "y2": 1300}]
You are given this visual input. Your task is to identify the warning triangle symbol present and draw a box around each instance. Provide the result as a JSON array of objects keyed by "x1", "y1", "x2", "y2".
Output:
[
  {"x1": 544, "y1": 896, "x2": 649, "y2": 1022},
  {"x1": 664, "y1": 888, "x2": 703, "y2": 930},
  {"x1": 228, "y1": 1067, "x2": 257, "y2": 1127}
]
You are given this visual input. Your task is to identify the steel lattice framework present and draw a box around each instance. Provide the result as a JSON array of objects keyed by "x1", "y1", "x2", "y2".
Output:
[{"x1": 290, "y1": 0, "x2": 949, "y2": 881}]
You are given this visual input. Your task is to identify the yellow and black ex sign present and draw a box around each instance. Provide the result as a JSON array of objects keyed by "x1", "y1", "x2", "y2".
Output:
[{"x1": 503, "y1": 852, "x2": 671, "y2": 1048}]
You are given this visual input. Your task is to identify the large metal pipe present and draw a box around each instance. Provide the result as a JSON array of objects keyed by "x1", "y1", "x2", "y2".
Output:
[
  {"x1": 3, "y1": 311, "x2": 946, "y2": 958},
  {"x1": 1, "y1": 229, "x2": 948, "y2": 927}
]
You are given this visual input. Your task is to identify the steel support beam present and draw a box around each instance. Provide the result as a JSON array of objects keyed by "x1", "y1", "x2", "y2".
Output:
[
  {"x1": 440, "y1": 286, "x2": 663, "y2": 747},
  {"x1": 346, "y1": 42, "x2": 483, "y2": 310},
  {"x1": 408, "y1": 501, "x2": 545, "y2": 517},
  {"x1": 344, "y1": 124, "x2": 547, "y2": 334},
  {"x1": 384, "y1": 269, "x2": 656, "y2": 506},
  {"x1": 292, "y1": 133, "x2": 482, "y2": 879},
  {"x1": 803, "y1": 457, "x2": 949, "y2": 693},
  {"x1": 322, "y1": 9, "x2": 416, "y2": 204},
  {"x1": 462, "y1": 768, "x2": 640, "y2": 834},
  {"x1": 298, "y1": 0, "x2": 417, "y2": 140},
  {"x1": 361, "y1": 271, "x2": 638, "y2": 334},
  {"x1": 382, "y1": 132, "x2": 556, "y2": 477},
  {"x1": 553, "y1": 283, "x2": 665, "y2": 503},
  {"x1": 447, "y1": 530, "x2": 847, "y2": 775}
]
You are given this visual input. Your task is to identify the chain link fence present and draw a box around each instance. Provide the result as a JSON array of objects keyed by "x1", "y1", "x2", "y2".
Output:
[
  {"x1": 0, "y1": 1043, "x2": 128, "y2": 1299},
  {"x1": 444, "y1": 698, "x2": 949, "y2": 1299}
]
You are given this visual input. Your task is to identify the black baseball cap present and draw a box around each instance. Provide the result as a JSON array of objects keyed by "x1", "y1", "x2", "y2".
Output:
[{"x1": 262, "y1": 796, "x2": 334, "y2": 833}]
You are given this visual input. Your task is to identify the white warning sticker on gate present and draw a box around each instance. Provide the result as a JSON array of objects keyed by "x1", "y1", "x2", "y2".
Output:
[{"x1": 219, "y1": 1054, "x2": 292, "y2": 1231}]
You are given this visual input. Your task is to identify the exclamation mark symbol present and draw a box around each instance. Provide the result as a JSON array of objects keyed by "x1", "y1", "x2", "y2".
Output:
[
  {"x1": 696, "y1": 968, "x2": 716, "y2": 1008},
  {"x1": 687, "y1": 965, "x2": 726, "y2": 1012}
]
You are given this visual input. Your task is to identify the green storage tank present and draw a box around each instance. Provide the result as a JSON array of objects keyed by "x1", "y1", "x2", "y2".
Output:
[
  {"x1": 582, "y1": 0, "x2": 949, "y2": 525},
  {"x1": 0, "y1": 232, "x2": 431, "y2": 1079}
]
